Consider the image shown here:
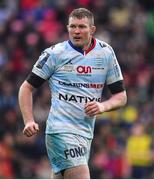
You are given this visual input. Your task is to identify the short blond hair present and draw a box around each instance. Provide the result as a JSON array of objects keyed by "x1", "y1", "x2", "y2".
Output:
[{"x1": 69, "y1": 8, "x2": 94, "y2": 26}]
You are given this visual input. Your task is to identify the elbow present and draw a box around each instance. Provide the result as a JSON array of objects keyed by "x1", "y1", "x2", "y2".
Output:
[{"x1": 121, "y1": 90, "x2": 127, "y2": 107}]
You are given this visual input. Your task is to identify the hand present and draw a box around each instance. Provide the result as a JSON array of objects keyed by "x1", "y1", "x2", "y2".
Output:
[
  {"x1": 23, "y1": 121, "x2": 39, "y2": 137},
  {"x1": 85, "y1": 101, "x2": 104, "y2": 117}
]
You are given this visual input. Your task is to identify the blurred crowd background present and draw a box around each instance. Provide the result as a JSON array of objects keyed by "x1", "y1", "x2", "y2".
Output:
[{"x1": 0, "y1": 0, "x2": 154, "y2": 178}]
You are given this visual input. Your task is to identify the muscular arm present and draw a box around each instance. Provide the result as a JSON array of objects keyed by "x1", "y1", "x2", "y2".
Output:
[
  {"x1": 85, "y1": 90, "x2": 127, "y2": 116},
  {"x1": 18, "y1": 81, "x2": 39, "y2": 137},
  {"x1": 19, "y1": 81, "x2": 34, "y2": 123},
  {"x1": 101, "y1": 90, "x2": 127, "y2": 112}
]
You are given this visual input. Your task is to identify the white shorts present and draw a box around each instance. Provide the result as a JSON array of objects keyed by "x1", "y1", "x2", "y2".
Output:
[{"x1": 45, "y1": 133, "x2": 92, "y2": 174}]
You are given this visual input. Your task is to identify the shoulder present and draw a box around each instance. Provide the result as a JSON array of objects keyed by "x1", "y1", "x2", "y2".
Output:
[
  {"x1": 96, "y1": 39, "x2": 113, "y2": 52},
  {"x1": 44, "y1": 41, "x2": 68, "y2": 56},
  {"x1": 95, "y1": 39, "x2": 115, "y2": 58},
  {"x1": 40, "y1": 41, "x2": 70, "y2": 66}
]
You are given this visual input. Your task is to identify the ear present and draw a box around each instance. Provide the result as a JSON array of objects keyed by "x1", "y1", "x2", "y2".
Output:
[{"x1": 91, "y1": 25, "x2": 96, "y2": 35}]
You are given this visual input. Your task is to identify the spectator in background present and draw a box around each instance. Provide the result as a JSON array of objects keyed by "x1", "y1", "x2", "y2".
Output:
[
  {"x1": 126, "y1": 123, "x2": 153, "y2": 178},
  {"x1": 0, "y1": 81, "x2": 17, "y2": 111},
  {"x1": 0, "y1": 133, "x2": 15, "y2": 178}
]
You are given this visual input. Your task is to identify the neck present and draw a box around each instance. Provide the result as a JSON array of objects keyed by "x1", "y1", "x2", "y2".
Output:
[{"x1": 83, "y1": 37, "x2": 93, "y2": 51}]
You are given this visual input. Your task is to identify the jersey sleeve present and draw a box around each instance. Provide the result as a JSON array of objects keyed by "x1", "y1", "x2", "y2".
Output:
[
  {"x1": 31, "y1": 48, "x2": 55, "y2": 80},
  {"x1": 106, "y1": 47, "x2": 123, "y2": 85}
]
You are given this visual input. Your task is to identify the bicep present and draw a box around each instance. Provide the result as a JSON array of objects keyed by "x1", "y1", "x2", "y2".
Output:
[
  {"x1": 106, "y1": 47, "x2": 123, "y2": 85},
  {"x1": 19, "y1": 80, "x2": 35, "y2": 93},
  {"x1": 26, "y1": 72, "x2": 46, "y2": 88},
  {"x1": 110, "y1": 90, "x2": 127, "y2": 105},
  {"x1": 108, "y1": 80, "x2": 125, "y2": 94}
]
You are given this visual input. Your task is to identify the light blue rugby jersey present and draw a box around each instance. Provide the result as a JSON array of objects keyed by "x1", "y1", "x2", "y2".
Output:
[{"x1": 32, "y1": 38, "x2": 123, "y2": 139}]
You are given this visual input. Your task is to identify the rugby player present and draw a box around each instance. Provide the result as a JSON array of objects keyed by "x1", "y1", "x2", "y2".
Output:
[{"x1": 18, "y1": 8, "x2": 127, "y2": 179}]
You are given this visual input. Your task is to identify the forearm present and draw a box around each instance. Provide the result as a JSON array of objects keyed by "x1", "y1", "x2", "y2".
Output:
[
  {"x1": 18, "y1": 81, "x2": 35, "y2": 125},
  {"x1": 85, "y1": 91, "x2": 127, "y2": 116},
  {"x1": 101, "y1": 91, "x2": 127, "y2": 112}
]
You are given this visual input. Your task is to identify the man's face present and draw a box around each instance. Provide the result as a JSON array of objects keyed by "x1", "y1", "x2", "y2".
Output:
[{"x1": 67, "y1": 17, "x2": 96, "y2": 48}]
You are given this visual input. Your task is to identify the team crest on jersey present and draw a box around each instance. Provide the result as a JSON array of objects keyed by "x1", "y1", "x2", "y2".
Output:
[
  {"x1": 60, "y1": 65, "x2": 74, "y2": 72},
  {"x1": 36, "y1": 51, "x2": 50, "y2": 69}
]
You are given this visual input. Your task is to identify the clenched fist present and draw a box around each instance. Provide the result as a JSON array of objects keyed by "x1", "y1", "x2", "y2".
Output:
[
  {"x1": 85, "y1": 101, "x2": 104, "y2": 116},
  {"x1": 23, "y1": 121, "x2": 39, "y2": 137}
]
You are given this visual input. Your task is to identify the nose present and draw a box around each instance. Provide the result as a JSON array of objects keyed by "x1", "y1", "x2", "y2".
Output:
[{"x1": 74, "y1": 27, "x2": 80, "y2": 34}]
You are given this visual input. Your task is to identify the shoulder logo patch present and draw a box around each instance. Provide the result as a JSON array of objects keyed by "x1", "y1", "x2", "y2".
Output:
[
  {"x1": 99, "y1": 42, "x2": 107, "y2": 48},
  {"x1": 36, "y1": 51, "x2": 50, "y2": 69}
]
